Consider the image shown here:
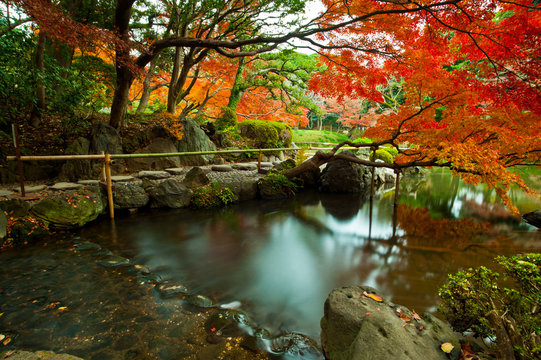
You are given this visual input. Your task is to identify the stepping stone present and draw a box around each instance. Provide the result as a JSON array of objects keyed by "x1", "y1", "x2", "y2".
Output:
[
  {"x1": 157, "y1": 282, "x2": 189, "y2": 298},
  {"x1": 111, "y1": 175, "x2": 136, "y2": 182},
  {"x1": 231, "y1": 163, "x2": 257, "y2": 171},
  {"x1": 50, "y1": 182, "x2": 83, "y2": 191},
  {"x1": 137, "y1": 170, "x2": 171, "y2": 179},
  {"x1": 259, "y1": 162, "x2": 273, "y2": 168},
  {"x1": 211, "y1": 165, "x2": 233, "y2": 172},
  {"x1": 78, "y1": 180, "x2": 101, "y2": 185},
  {"x1": 13, "y1": 185, "x2": 47, "y2": 193},
  {"x1": 165, "y1": 168, "x2": 187, "y2": 175},
  {"x1": 0, "y1": 189, "x2": 14, "y2": 197},
  {"x1": 96, "y1": 255, "x2": 131, "y2": 267}
]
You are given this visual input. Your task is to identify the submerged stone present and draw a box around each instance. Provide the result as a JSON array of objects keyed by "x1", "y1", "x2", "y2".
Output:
[
  {"x1": 74, "y1": 241, "x2": 101, "y2": 251},
  {"x1": 270, "y1": 332, "x2": 322, "y2": 359},
  {"x1": 205, "y1": 309, "x2": 256, "y2": 338},
  {"x1": 184, "y1": 294, "x2": 214, "y2": 308},
  {"x1": 96, "y1": 255, "x2": 131, "y2": 267},
  {"x1": 157, "y1": 282, "x2": 189, "y2": 297}
]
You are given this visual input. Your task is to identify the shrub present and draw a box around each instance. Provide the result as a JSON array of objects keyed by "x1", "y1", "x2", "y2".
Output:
[
  {"x1": 439, "y1": 253, "x2": 541, "y2": 359},
  {"x1": 239, "y1": 120, "x2": 292, "y2": 149},
  {"x1": 192, "y1": 183, "x2": 235, "y2": 209},
  {"x1": 369, "y1": 149, "x2": 394, "y2": 164},
  {"x1": 352, "y1": 137, "x2": 373, "y2": 144},
  {"x1": 215, "y1": 107, "x2": 238, "y2": 131},
  {"x1": 259, "y1": 170, "x2": 299, "y2": 197}
]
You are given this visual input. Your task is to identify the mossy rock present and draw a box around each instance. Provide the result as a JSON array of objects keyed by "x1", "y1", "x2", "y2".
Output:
[
  {"x1": 239, "y1": 120, "x2": 292, "y2": 153},
  {"x1": 30, "y1": 187, "x2": 106, "y2": 229},
  {"x1": 0, "y1": 198, "x2": 31, "y2": 218}
]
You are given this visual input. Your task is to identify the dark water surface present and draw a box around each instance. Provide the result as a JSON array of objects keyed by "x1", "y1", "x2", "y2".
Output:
[{"x1": 1, "y1": 169, "x2": 539, "y2": 358}]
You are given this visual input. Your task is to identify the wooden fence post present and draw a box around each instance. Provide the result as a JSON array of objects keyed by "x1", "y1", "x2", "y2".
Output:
[
  {"x1": 12, "y1": 124, "x2": 25, "y2": 197},
  {"x1": 258, "y1": 149, "x2": 262, "y2": 171},
  {"x1": 104, "y1": 153, "x2": 114, "y2": 220}
]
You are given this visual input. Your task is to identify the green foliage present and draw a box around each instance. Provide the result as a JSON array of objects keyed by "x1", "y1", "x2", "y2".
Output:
[
  {"x1": 239, "y1": 120, "x2": 292, "y2": 149},
  {"x1": 215, "y1": 107, "x2": 238, "y2": 131},
  {"x1": 369, "y1": 149, "x2": 394, "y2": 164},
  {"x1": 439, "y1": 254, "x2": 541, "y2": 359},
  {"x1": 260, "y1": 170, "x2": 299, "y2": 196},
  {"x1": 352, "y1": 137, "x2": 373, "y2": 144},
  {"x1": 191, "y1": 183, "x2": 235, "y2": 209}
]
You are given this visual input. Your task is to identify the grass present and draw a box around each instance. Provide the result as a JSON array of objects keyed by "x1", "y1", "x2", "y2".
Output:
[{"x1": 292, "y1": 129, "x2": 349, "y2": 144}]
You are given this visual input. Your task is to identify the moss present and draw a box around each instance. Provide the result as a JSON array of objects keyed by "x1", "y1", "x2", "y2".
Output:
[
  {"x1": 369, "y1": 149, "x2": 394, "y2": 164},
  {"x1": 239, "y1": 120, "x2": 292, "y2": 151},
  {"x1": 215, "y1": 107, "x2": 238, "y2": 131}
]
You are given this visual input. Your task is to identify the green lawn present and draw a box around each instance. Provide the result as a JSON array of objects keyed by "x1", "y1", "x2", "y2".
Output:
[{"x1": 292, "y1": 129, "x2": 349, "y2": 144}]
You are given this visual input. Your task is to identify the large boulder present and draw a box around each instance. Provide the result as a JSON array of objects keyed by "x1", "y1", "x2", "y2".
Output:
[
  {"x1": 89, "y1": 122, "x2": 124, "y2": 173},
  {"x1": 219, "y1": 177, "x2": 259, "y2": 201},
  {"x1": 182, "y1": 167, "x2": 210, "y2": 189},
  {"x1": 176, "y1": 119, "x2": 216, "y2": 166},
  {"x1": 522, "y1": 209, "x2": 541, "y2": 228},
  {"x1": 58, "y1": 137, "x2": 95, "y2": 181},
  {"x1": 0, "y1": 350, "x2": 84, "y2": 360},
  {"x1": 113, "y1": 183, "x2": 149, "y2": 210},
  {"x1": 125, "y1": 137, "x2": 181, "y2": 171},
  {"x1": 321, "y1": 286, "x2": 460, "y2": 360},
  {"x1": 319, "y1": 151, "x2": 371, "y2": 193},
  {"x1": 149, "y1": 179, "x2": 192, "y2": 208},
  {"x1": 30, "y1": 187, "x2": 106, "y2": 229}
]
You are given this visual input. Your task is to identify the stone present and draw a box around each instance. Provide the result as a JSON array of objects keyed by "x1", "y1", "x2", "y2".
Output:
[
  {"x1": 258, "y1": 178, "x2": 289, "y2": 200},
  {"x1": 110, "y1": 175, "x2": 136, "y2": 182},
  {"x1": 321, "y1": 286, "x2": 460, "y2": 360},
  {"x1": 113, "y1": 183, "x2": 149, "y2": 210},
  {"x1": 89, "y1": 122, "x2": 124, "y2": 174},
  {"x1": 0, "y1": 189, "x2": 14, "y2": 197},
  {"x1": 184, "y1": 294, "x2": 214, "y2": 308},
  {"x1": 522, "y1": 209, "x2": 541, "y2": 228},
  {"x1": 58, "y1": 137, "x2": 94, "y2": 181},
  {"x1": 136, "y1": 170, "x2": 171, "y2": 179},
  {"x1": 272, "y1": 158, "x2": 296, "y2": 172},
  {"x1": 74, "y1": 241, "x2": 101, "y2": 251},
  {"x1": 13, "y1": 185, "x2": 47, "y2": 193},
  {"x1": 220, "y1": 178, "x2": 259, "y2": 201},
  {"x1": 30, "y1": 187, "x2": 106, "y2": 229},
  {"x1": 0, "y1": 350, "x2": 84, "y2": 360},
  {"x1": 96, "y1": 255, "x2": 131, "y2": 267},
  {"x1": 0, "y1": 209, "x2": 6, "y2": 240},
  {"x1": 259, "y1": 162, "x2": 274, "y2": 168},
  {"x1": 125, "y1": 137, "x2": 181, "y2": 171},
  {"x1": 231, "y1": 163, "x2": 257, "y2": 171},
  {"x1": 402, "y1": 166, "x2": 427, "y2": 177},
  {"x1": 319, "y1": 151, "x2": 372, "y2": 193},
  {"x1": 176, "y1": 118, "x2": 216, "y2": 166},
  {"x1": 164, "y1": 168, "x2": 187, "y2": 176},
  {"x1": 0, "y1": 198, "x2": 31, "y2": 218},
  {"x1": 149, "y1": 179, "x2": 192, "y2": 208},
  {"x1": 78, "y1": 180, "x2": 100, "y2": 185},
  {"x1": 157, "y1": 282, "x2": 189, "y2": 298},
  {"x1": 50, "y1": 182, "x2": 83, "y2": 191},
  {"x1": 211, "y1": 165, "x2": 233, "y2": 172},
  {"x1": 270, "y1": 333, "x2": 322, "y2": 359},
  {"x1": 205, "y1": 309, "x2": 256, "y2": 337},
  {"x1": 183, "y1": 167, "x2": 210, "y2": 189},
  {"x1": 375, "y1": 167, "x2": 396, "y2": 185}
]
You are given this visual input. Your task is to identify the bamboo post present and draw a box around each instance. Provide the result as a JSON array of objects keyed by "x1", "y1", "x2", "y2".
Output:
[
  {"x1": 258, "y1": 149, "x2": 262, "y2": 171},
  {"x1": 104, "y1": 153, "x2": 114, "y2": 220},
  {"x1": 100, "y1": 151, "x2": 106, "y2": 182},
  {"x1": 12, "y1": 124, "x2": 25, "y2": 197}
]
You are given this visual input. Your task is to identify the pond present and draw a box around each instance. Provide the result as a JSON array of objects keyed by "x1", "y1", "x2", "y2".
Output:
[{"x1": 0, "y1": 168, "x2": 539, "y2": 359}]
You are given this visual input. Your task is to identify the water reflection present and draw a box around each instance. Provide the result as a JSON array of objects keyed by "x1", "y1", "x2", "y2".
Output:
[{"x1": 1, "y1": 169, "x2": 540, "y2": 353}]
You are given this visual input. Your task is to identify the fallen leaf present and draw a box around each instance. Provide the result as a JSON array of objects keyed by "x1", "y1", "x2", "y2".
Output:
[
  {"x1": 441, "y1": 342, "x2": 454, "y2": 354},
  {"x1": 418, "y1": 325, "x2": 424, "y2": 331},
  {"x1": 411, "y1": 310, "x2": 422, "y2": 321},
  {"x1": 363, "y1": 291, "x2": 383, "y2": 302},
  {"x1": 58, "y1": 307, "x2": 69, "y2": 312},
  {"x1": 400, "y1": 313, "x2": 411, "y2": 322},
  {"x1": 0, "y1": 334, "x2": 4, "y2": 341},
  {"x1": 2, "y1": 337, "x2": 11, "y2": 346},
  {"x1": 365, "y1": 312, "x2": 372, "y2": 316}
]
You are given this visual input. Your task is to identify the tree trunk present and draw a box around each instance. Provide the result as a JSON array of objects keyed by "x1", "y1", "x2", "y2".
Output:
[
  {"x1": 136, "y1": 60, "x2": 156, "y2": 113},
  {"x1": 167, "y1": 47, "x2": 183, "y2": 114},
  {"x1": 227, "y1": 57, "x2": 246, "y2": 111},
  {"x1": 29, "y1": 30, "x2": 47, "y2": 128},
  {"x1": 109, "y1": 0, "x2": 136, "y2": 129}
]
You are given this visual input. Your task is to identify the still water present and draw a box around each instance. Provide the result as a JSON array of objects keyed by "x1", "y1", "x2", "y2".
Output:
[{"x1": 0, "y1": 169, "x2": 539, "y2": 358}]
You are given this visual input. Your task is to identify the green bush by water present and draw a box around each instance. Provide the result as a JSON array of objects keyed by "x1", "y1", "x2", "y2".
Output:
[
  {"x1": 439, "y1": 253, "x2": 541, "y2": 359},
  {"x1": 192, "y1": 183, "x2": 235, "y2": 209}
]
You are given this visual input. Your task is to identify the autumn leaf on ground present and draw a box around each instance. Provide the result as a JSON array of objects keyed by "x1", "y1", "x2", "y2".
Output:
[
  {"x1": 399, "y1": 313, "x2": 411, "y2": 322},
  {"x1": 460, "y1": 343, "x2": 479, "y2": 360},
  {"x1": 362, "y1": 291, "x2": 383, "y2": 302},
  {"x1": 441, "y1": 342, "x2": 454, "y2": 354},
  {"x1": 42, "y1": 301, "x2": 60, "y2": 310},
  {"x1": 411, "y1": 310, "x2": 422, "y2": 321},
  {"x1": 58, "y1": 306, "x2": 69, "y2": 312}
]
